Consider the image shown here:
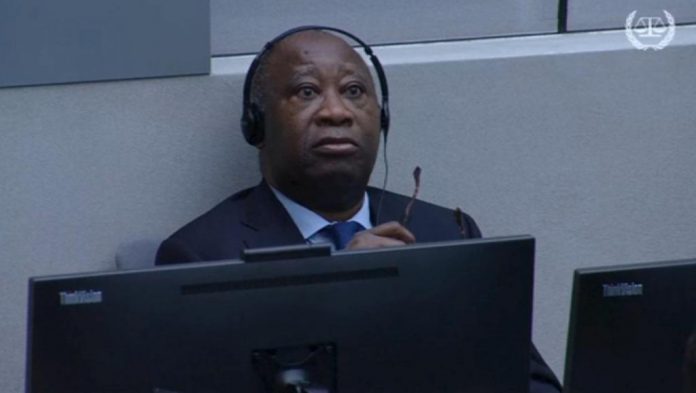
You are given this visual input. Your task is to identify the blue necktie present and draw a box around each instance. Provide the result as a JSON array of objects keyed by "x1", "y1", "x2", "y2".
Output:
[{"x1": 321, "y1": 221, "x2": 364, "y2": 250}]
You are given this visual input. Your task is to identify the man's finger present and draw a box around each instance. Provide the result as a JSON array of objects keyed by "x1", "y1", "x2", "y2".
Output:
[
  {"x1": 367, "y1": 221, "x2": 416, "y2": 244},
  {"x1": 344, "y1": 221, "x2": 416, "y2": 250},
  {"x1": 346, "y1": 232, "x2": 407, "y2": 250}
]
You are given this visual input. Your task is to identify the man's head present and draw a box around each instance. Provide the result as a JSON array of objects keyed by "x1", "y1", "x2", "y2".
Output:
[{"x1": 246, "y1": 29, "x2": 384, "y2": 219}]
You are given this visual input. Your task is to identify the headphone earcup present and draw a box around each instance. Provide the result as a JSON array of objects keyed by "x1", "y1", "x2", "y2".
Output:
[{"x1": 241, "y1": 104, "x2": 265, "y2": 146}]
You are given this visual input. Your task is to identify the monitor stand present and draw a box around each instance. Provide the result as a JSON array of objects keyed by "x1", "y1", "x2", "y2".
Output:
[{"x1": 252, "y1": 343, "x2": 337, "y2": 393}]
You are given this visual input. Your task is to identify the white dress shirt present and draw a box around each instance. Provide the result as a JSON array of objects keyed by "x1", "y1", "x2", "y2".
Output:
[{"x1": 269, "y1": 186, "x2": 373, "y2": 248}]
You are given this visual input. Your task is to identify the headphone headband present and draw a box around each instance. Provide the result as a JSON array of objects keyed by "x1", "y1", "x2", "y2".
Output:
[{"x1": 240, "y1": 25, "x2": 390, "y2": 146}]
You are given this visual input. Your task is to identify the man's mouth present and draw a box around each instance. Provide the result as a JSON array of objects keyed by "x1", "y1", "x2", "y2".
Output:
[{"x1": 313, "y1": 137, "x2": 358, "y2": 156}]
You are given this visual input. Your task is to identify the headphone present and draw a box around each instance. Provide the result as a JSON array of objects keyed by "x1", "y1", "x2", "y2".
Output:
[{"x1": 240, "y1": 25, "x2": 390, "y2": 146}]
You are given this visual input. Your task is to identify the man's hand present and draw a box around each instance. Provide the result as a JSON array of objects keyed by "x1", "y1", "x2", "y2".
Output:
[{"x1": 346, "y1": 221, "x2": 416, "y2": 250}]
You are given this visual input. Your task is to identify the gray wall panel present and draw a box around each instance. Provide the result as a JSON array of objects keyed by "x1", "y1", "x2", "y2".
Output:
[
  {"x1": 211, "y1": 0, "x2": 557, "y2": 55},
  {"x1": 0, "y1": 0, "x2": 210, "y2": 88},
  {"x1": 568, "y1": 0, "x2": 696, "y2": 31},
  {"x1": 376, "y1": 31, "x2": 696, "y2": 376}
]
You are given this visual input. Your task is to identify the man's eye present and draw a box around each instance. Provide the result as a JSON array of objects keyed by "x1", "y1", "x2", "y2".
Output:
[
  {"x1": 345, "y1": 84, "x2": 365, "y2": 98},
  {"x1": 297, "y1": 86, "x2": 317, "y2": 99}
]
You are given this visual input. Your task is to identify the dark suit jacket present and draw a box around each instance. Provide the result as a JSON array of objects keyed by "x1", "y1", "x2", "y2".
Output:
[{"x1": 156, "y1": 181, "x2": 562, "y2": 392}]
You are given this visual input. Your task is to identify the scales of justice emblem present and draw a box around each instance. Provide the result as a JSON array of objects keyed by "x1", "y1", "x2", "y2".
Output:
[{"x1": 625, "y1": 10, "x2": 676, "y2": 51}]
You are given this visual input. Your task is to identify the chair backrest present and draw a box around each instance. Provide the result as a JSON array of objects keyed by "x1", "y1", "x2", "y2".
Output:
[{"x1": 115, "y1": 238, "x2": 161, "y2": 270}]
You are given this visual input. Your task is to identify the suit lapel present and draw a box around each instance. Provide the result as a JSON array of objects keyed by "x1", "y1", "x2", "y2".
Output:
[
  {"x1": 367, "y1": 187, "x2": 405, "y2": 225},
  {"x1": 240, "y1": 181, "x2": 305, "y2": 251},
  {"x1": 239, "y1": 184, "x2": 407, "y2": 252}
]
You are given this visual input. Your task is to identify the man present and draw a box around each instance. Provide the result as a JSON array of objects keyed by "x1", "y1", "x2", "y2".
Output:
[{"x1": 156, "y1": 28, "x2": 561, "y2": 392}]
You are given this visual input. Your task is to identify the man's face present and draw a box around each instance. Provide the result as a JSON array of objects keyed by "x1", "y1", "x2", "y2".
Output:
[{"x1": 258, "y1": 31, "x2": 382, "y2": 205}]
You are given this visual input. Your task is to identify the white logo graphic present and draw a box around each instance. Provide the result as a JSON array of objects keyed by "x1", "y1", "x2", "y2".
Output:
[
  {"x1": 59, "y1": 290, "x2": 103, "y2": 306},
  {"x1": 602, "y1": 282, "x2": 644, "y2": 298},
  {"x1": 625, "y1": 10, "x2": 676, "y2": 51}
]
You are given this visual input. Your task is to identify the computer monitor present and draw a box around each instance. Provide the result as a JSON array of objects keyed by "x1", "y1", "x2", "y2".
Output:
[
  {"x1": 564, "y1": 258, "x2": 696, "y2": 393},
  {"x1": 27, "y1": 236, "x2": 535, "y2": 393}
]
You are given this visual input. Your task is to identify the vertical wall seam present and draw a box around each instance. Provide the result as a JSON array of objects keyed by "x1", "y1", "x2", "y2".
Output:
[{"x1": 558, "y1": 0, "x2": 569, "y2": 33}]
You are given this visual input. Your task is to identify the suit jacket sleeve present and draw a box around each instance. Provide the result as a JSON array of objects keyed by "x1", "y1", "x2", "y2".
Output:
[
  {"x1": 156, "y1": 237, "x2": 203, "y2": 265},
  {"x1": 530, "y1": 343, "x2": 563, "y2": 392},
  {"x1": 386, "y1": 193, "x2": 561, "y2": 393},
  {"x1": 467, "y1": 212, "x2": 560, "y2": 393}
]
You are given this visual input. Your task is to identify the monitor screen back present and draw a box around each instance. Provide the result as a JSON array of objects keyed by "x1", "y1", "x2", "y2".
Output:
[
  {"x1": 564, "y1": 258, "x2": 696, "y2": 393},
  {"x1": 27, "y1": 236, "x2": 534, "y2": 393}
]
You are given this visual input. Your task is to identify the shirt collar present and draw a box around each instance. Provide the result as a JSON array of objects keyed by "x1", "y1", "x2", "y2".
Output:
[{"x1": 269, "y1": 186, "x2": 372, "y2": 241}]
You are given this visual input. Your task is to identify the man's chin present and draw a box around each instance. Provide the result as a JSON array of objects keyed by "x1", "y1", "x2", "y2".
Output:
[
  {"x1": 282, "y1": 169, "x2": 369, "y2": 211},
  {"x1": 307, "y1": 168, "x2": 368, "y2": 190}
]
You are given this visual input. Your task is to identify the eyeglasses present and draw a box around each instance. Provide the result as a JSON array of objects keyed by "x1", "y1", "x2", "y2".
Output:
[
  {"x1": 401, "y1": 165, "x2": 469, "y2": 238},
  {"x1": 454, "y1": 207, "x2": 468, "y2": 238},
  {"x1": 401, "y1": 166, "x2": 421, "y2": 226}
]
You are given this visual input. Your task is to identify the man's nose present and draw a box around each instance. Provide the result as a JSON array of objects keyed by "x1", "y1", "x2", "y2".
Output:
[{"x1": 316, "y1": 89, "x2": 353, "y2": 126}]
